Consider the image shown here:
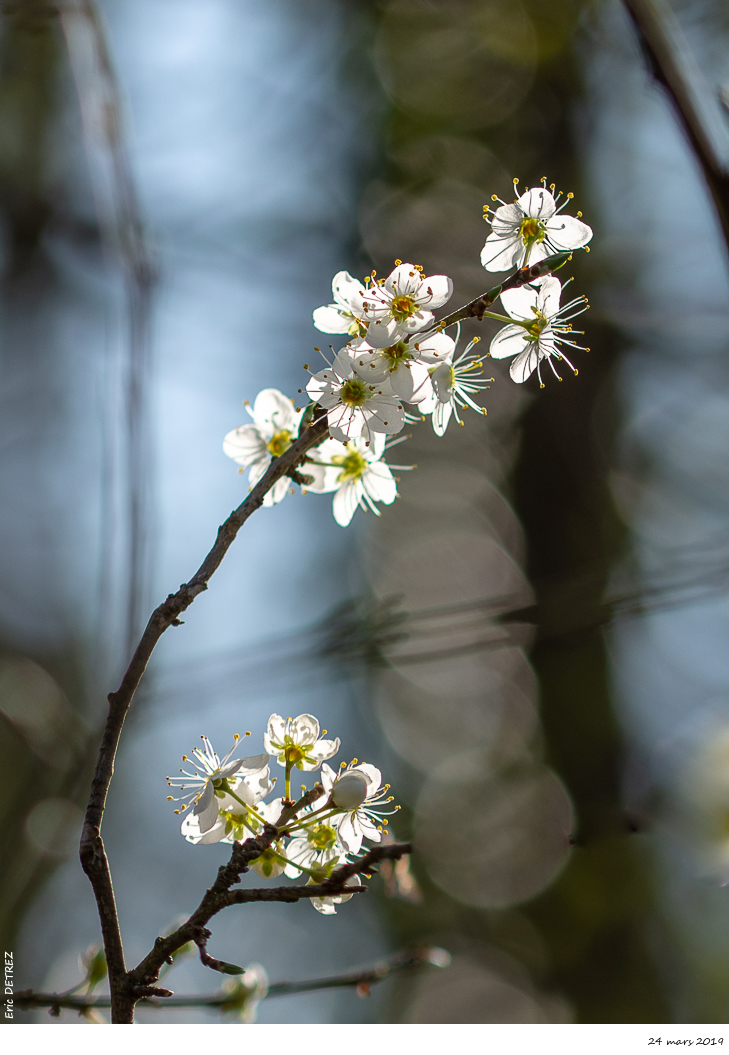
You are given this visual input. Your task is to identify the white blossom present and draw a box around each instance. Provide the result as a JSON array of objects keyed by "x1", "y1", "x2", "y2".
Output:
[
  {"x1": 282, "y1": 822, "x2": 347, "y2": 879},
  {"x1": 320, "y1": 761, "x2": 398, "y2": 855},
  {"x1": 481, "y1": 183, "x2": 592, "y2": 272},
  {"x1": 489, "y1": 276, "x2": 589, "y2": 386},
  {"x1": 223, "y1": 388, "x2": 303, "y2": 505},
  {"x1": 305, "y1": 433, "x2": 404, "y2": 527},
  {"x1": 306, "y1": 347, "x2": 405, "y2": 443},
  {"x1": 263, "y1": 713, "x2": 340, "y2": 772},
  {"x1": 180, "y1": 769, "x2": 275, "y2": 845},
  {"x1": 348, "y1": 328, "x2": 454, "y2": 403},
  {"x1": 330, "y1": 770, "x2": 370, "y2": 810},
  {"x1": 312, "y1": 271, "x2": 368, "y2": 336},
  {"x1": 221, "y1": 964, "x2": 269, "y2": 1023},
  {"x1": 309, "y1": 870, "x2": 362, "y2": 916},
  {"x1": 167, "y1": 735, "x2": 269, "y2": 834},
  {"x1": 418, "y1": 334, "x2": 492, "y2": 436},
  {"x1": 349, "y1": 262, "x2": 453, "y2": 335}
]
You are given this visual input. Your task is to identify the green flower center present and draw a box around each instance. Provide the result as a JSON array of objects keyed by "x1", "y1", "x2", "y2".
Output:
[
  {"x1": 309, "y1": 823, "x2": 337, "y2": 851},
  {"x1": 340, "y1": 378, "x2": 368, "y2": 407},
  {"x1": 519, "y1": 217, "x2": 546, "y2": 246},
  {"x1": 523, "y1": 311, "x2": 548, "y2": 341},
  {"x1": 223, "y1": 810, "x2": 253, "y2": 839},
  {"x1": 331, "y1": 448, "x2": 368, "y2": 484},
  {"x1": 267, "y1": 429, "x2": 292, "y2": 457},
  {"x1": 390, "y1": 294, "x2": 417, "y2": 321},
  {"x1": 252, "y1": 847, "x2": 281, "y2": 877},
  {"x1": 382, "y1": 341, "x2": 411, "y2": 370},
  {"x1": 281, "y1": 741, "x2": 309, "y2": 768}
]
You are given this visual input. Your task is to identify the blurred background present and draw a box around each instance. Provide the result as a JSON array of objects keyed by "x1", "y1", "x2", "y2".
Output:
[{"x1": 2, "y1": 0, "x2": 729, "y2": 1025}]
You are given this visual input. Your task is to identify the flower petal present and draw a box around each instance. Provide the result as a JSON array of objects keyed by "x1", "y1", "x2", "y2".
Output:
[
  {"x1": 389, "y1": 363, "x2": 416, "y2": 402},
  {"x1": 401, "y1": 309, "x2": 434, "y2": 333},
  {"x1": 319, "y1": 764, "x2": 337, "y2": 793},
  {"x1": 418, "y1": 274, "x2": 453, "y2": 309},
  {"x1": 337, "y1": 812, "x2": 363, "y2": 854},
  {"x1": 499, "y1": 284, "x2": 539, "y2": 322},
  {"x1": 194, "y1": 790, "x2": 220, "y2": 834},
  {"x1": 252, "y1": 389, "x2": 297, "y2": 433},
  {"x1": 332, "y1": 346, "x2": 357, "y2": 378},
  {"x1": 480, "y1": 233, "x2": 522, "y2": 273},
  {"x1": 261, "y1": 476, "x2": 290, "y2": 507},
  {"x1": 351, "y1": 353, "x2": 391, "y2": 385},
  {"x1": 363, "y1": 463, "x2": 397, "y2": 505},
  {"x1": 432, "y1": 400, "x2": 452, "y2": 437},
  {"x1": 223, "y1": 426, "x2": 268, "y2": 467},
  {"x1": 328, "y1": 410, "x2": 364, "y2": 442},
  {"x1": 290, "y1": 713, "x2": 320, "y2": 745},
  {"x1": 181, "y1": 813, "x2": 227, "y2": 845},
  {"x1": 238, "y1": 753, "x2": 270, "y2": 773},
  {"x1": 363, "y1": 319, "x2": 402, "y2": 348},
  {"x1": 510, "y1": 345, "x2": 541, "y2": 383},
  {"x1": 304, "y1": 461, "x2": 341, "y2": 494},
  {"x1": 313, "y1": 304, "x2": 351, "y2": 334},
  {"x1": 332, "y1": 480, "x2": 361, "y2": 527},
  {"x1": 537, "y1": 275, "x2": 562, "y2": 318},
  {"x1": 490, "y1": 201, "x2": 523, "y2": 233},
  {"x1": 301, "y1": 736, "x2": 341, "y2": 768},
  {"x1": 518, "y1": 187, "x2": 556, "y2": 220},
  {"x1": 352, "y1": 762, "x2": 382, "y2": 794},
  {"x1": 384, "y1": 263, "x2": 422, "y2": 297},
  {"x1": 263, "y1": 715, "x2": 285, "y2": 753},
  {"x1": 545, "y1": 213, "x2": 592, "y2": 251},
  {"x1": 245, "y1": 455, "x2": 273, "y2": 490},
  {"x1": 332, "y1": 270, "x2": 365, "y2": 308},
  {"x1": 311, "y1": 896, "x2": 337, "y2": 915},
  {"x1": 363, "y1": 397, "x2": 405, "y2": 435},
  {"x1": 489, "y1": 325, "x2": 529, "y2": 360},
  {"x1": 411, "y1": 331, "x2": 455, "y2": 365}
]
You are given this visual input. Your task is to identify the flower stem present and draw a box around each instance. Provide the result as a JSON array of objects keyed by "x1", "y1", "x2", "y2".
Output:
[
  {"x1": 479, "y1": 310, "x2": 513, "y2": 324},
  {"x1": 286, "y1": 806, "x2": 341, "y2": 833},
  {"x1": 269, "y1": 847, "x2": 321, "y2": 879}
]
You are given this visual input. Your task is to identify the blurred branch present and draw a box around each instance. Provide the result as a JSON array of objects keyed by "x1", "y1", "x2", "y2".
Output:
[
  {"x1": 16, "y1": 946, "x2": 444, "y2": 1015},
  {"x1": 142, "y1": 538, "x2": 729, "y2": 706},
  {"x1": 59, "y1": 0, "x2": 156, "y2": 657},
  {"x1": 623, "y1": 0, "x2": 729, "y2": 253}
]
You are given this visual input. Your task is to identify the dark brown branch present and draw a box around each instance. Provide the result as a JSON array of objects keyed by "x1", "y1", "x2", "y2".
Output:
[
  {"x1": 130, "y1": 832, "x2": 410, "y2": 995},
  {"x1": 623, "y1": 0, "x2": 729, "y2": 254},
  {"x1": 79, "y1": 416, "x2": 329, "y2": 1021},
  {"x1": 78, "y1": 246, "x2": 567, "y2": 1015},
  {"x1": 414, "y1": 251, "x2": 573, "y2": 336},
  {"x1": 127, "y1": 787, "x2": 327, "y2": 990},
  {"x1": 224, "y1": 840, "x2": 413, "y2": 907},
  {"x1": 16, "y1": 945, "x2": 447, "y2": 1015}
]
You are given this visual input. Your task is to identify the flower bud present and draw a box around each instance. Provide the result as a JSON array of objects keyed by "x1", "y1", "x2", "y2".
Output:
[{"x1": 331, "y1": 771, "x2": 369, "y2": 810}]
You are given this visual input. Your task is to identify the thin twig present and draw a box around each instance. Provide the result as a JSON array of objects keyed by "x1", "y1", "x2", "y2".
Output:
[
  {"x1": 413, "y1": 251, "x2": 572, "y2": 337},
  {"x1": 129, "y1": 836, "x2": 411, "y2": 994},
  {"x1": 15, "y1": 945, "x2": 445, "y2": 1015},
  {"x1": 623, "y1": 0, "x2": 729, "y2": 253}
]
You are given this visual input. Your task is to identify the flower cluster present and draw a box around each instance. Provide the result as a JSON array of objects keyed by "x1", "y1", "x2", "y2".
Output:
[
  {"x1": 223, "y1": 180, "x2": 593, "y2": 523},
  {"x1": 167, "y1": 714, "x2": 398, "y2": 914}
]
